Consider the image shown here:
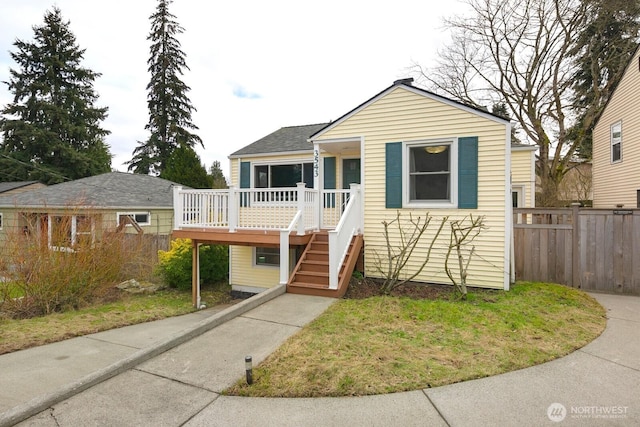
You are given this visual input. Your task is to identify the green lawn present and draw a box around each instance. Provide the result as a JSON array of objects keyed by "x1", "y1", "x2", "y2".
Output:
[{"x1": 225, "y1": 282, "x2": 606, "y2": 397}]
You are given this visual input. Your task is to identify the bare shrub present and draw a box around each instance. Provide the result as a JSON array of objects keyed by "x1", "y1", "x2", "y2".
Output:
[
  {"x1": 372, "y1": 212, "x2": 447, "y2": 294},
  {"x1": 444, "y1": 215, "x2": 486, "y2": 299},
  {"x1": 0, "y1": 207, "x2": 143, "y2": 318}
]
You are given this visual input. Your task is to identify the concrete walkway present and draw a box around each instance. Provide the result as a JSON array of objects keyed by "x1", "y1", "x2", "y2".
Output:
[{"x1": 1, "y1": 290, "x2": 638, "y2": 426}]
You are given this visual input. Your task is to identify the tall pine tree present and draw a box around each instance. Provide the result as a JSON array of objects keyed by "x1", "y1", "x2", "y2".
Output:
[
  {"x1": 160, "y1": 145, "x2": 211, "y2": 188},
  {"x1": 127, "y1": 0, "x2": 202, "y2": 175},
  {"x1": 0, "y1": 7, "x2": 111, "y2": 184},
  {"x1": 568, "y1": 0, "x2": 640, "y2": 160}
]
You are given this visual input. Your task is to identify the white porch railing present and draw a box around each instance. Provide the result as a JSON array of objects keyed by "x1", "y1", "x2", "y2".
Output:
[
  {"x1": 173, "y1": 183, "x2": 319, "y2": 232},
  {"x1": 327, "y1": 184, "x2": 361, "y2": 289},
  {"x1": 173, "y1": 183, "x2": 362, "y2": 289}
]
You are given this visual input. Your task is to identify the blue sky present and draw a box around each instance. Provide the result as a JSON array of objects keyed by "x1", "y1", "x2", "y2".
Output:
[{"x1": 0, "y1": 0, "x2": 467, "y2": 179}]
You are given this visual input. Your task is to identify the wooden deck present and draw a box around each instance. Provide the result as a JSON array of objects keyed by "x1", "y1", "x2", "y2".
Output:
[{"x1": 172, "y1": 228, "x2": 313, "y2": 247}]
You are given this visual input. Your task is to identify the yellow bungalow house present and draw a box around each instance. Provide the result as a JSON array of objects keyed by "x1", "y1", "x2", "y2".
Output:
[
  {"x1": 592, "y1": 46, "x2": 640, "y2": 208},
  {"x1": 172, "y1": 79, "x2": 535, "y2": 304}
]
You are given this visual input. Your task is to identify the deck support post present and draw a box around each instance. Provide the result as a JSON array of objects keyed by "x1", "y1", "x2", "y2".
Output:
[
  {"x1": 279, "y1": 229, "x2": 289, "y2": 285},
  {"x1": 192, "y1": 240, "x2": 201, "y2": 308}
]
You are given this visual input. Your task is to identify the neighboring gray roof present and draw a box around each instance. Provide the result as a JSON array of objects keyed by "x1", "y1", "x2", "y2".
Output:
[
  {"x1": 0, "y1": 181, "x2": 40, "y2": 194},
  {"x1": 0, "y1": 172, "x2": 186, "y2": 209},
  {"x1": 230, "y1": 123, "x2": 329, "y2": 157}
]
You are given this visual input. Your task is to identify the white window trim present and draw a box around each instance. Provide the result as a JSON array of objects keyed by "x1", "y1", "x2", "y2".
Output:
[
  {"x1": 0, "y1": 212, "x2": 3, "y2": 230},
  {"x1": 117, "y1": 211, "x2": 151, "y2": 226},
  {"x1": 611, "y1": 121, "x2": 622, "y2": 164},
  {"x1": 252, "y1": 247, "x2": 296, "y2": 269},
  {"x1": 403, "y1": 138, "x2": 458, "y2": 209},
  {"x1": 511, "y1": 185, "x2": 525, "y2": 208},
  {"x1": 252, "y1": 159, "x2": 314, "y2": 189},
  {"x1": 47, "y1": 214, "x2": 95, "y2": 251}
]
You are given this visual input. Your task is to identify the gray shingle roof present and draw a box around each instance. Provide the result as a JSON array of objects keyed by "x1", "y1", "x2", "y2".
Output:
[
  {"x1": 0, "y1": 172, "x2": 186, "y2": 209},
  {"x1": 230, "y1": 123, "x2": 329, "y2": 157},
  {"x1": 0, "y1": 181, "x2": 40, "y2": 194}
]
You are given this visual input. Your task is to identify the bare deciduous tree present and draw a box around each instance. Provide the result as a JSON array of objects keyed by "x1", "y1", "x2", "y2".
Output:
[{"x1": 414, "y1": 0, "x2": 588, "y2": 206}]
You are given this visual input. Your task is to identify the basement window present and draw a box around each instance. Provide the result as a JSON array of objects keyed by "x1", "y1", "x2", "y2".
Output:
[{"x1": 255, "y1": 247, "x2": 280, "y2": 266}]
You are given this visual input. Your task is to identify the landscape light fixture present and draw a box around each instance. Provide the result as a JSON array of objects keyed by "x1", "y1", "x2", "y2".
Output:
[{"x1": 245, "y1": 355, "x2": 253, "y2": 385}]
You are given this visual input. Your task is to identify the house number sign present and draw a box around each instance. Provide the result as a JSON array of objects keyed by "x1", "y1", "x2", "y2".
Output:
[{"x1": 314, "y1": 149, "x2": 319, "y2": 177}]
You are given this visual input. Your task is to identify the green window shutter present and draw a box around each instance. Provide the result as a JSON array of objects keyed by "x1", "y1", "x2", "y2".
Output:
[
  {"x1": 324, "y1": 157, "x2": 336, "y2": 189},
  {"x1": 386, "y1": 142, "x2": 402, "y2": 208},
  {"x1": 458, "y1": 136, "x2": 478, "y2": 209},
  {"x1": 323, "y1": 157, "x2": 336, "y2": 208},
  {"x1": 240, "y1": 161, "x2": 251, "y2": 207}
]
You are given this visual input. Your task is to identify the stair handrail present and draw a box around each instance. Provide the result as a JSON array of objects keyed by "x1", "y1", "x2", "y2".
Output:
[
  {"x1": 279, "y1": 210, "x2": 303, "y2": 285},
  {"x1": 327, "y1": 184, "x2": 361, "y2": 289}
]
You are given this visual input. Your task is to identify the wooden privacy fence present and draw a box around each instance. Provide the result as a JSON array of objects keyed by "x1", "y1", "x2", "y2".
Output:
[{"x1": 513, "y1": 205, "x2": 640, "y2": 295}]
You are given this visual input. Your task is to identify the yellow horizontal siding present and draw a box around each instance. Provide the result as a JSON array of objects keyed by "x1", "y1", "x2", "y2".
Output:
[
  {"x1": 511, "y1": 149, "x2": 535, "y2": 207},
  {"x1": 317, "y1": 87, "x2": 509, "y2": 289},
  {"x1": 229, "y1": 246, "x2": 278, "y2": 289},
  {"x1": 593, "y1": 47, "x2": 640, "y2": 208}
]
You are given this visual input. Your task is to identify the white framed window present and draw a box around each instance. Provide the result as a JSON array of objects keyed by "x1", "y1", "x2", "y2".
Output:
[
  {"x1": 611, "y1": 121, "x2": 622, "y2": 163},
  {"x1": 117, "y1": 212, "x2": 151, "y2": 226},
  {"x1": 48, "y1": 215, "x2": 94, "y2": 251},
  {"x1": 403, "y1": 139, "x2": 458, "y2": 208}
]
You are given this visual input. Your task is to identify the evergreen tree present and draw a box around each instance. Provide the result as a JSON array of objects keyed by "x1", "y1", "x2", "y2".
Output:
[
  {"x1": 209, "y1": 160, "x2": 228, "y2": 189},
  {"x1": 0, "y1": 7, "x2": 111, "y2": 184},
  {"x1": 568, "y1": 0, "x2": 640, "y2": 160},
  {"x1": 160, "y1": 145, "x2": 211, "y2": 188},
  {"x1": 127, "y1": 0, "x2": 202, "y2": 175}
]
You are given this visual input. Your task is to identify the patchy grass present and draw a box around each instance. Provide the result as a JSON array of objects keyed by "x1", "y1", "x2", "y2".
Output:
[
  {"x1": 225, "y1": 282, "x2": 606, "y2": 397},
  {"x1": 0, "y1": 283, "x2": 232, "y2": 355}
]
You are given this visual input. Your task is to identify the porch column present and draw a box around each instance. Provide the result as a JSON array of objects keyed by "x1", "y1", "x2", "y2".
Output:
[{"x1": 313, "y1": 143, "x2": 322, "y2": 231}]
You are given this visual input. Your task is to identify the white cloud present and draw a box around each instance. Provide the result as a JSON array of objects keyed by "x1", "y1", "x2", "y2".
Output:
[{"x1": 0, "y1": 0, "x2": 467, "y2": 179}]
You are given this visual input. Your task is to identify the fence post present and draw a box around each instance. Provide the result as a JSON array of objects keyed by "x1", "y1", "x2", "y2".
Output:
[{"x1": 571, "y1": 203, "x2": 580, "y2": 288}]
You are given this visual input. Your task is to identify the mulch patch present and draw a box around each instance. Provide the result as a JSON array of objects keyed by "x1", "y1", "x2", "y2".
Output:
[{"x1": 344, "y1": 277, "x2": 455, "y2": 300}]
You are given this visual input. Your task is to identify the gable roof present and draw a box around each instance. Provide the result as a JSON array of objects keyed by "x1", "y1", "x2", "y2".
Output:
[
  {"x1": 229, "y1": 123, "x2": 328, "y2": 157},
  {"x1": 0, "y1": 181, "x2": 42, "y2": 194},
  {"x1": 0, "y1": 172, "x2": 185, "y2": 209},
  {"x1": 310, "y1": 79, "x2": 510, "y2": 140}
]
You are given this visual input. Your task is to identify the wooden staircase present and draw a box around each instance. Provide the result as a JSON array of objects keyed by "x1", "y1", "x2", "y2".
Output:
[{"x1": 287, "y1": 231, "x2": 364, "y2": 298}]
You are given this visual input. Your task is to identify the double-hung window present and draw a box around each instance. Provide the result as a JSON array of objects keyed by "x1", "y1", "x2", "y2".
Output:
[
  {"x1": 611, "y1": 121, "x2": 622, "y2": 163},
  {"x1": 404, "y1": 140, "x2": 457, "y2": 208}
]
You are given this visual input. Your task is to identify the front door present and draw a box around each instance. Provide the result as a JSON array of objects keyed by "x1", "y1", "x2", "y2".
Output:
[{"x1": 342, "y1": 159, "x2": 361, "y2": 189}]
